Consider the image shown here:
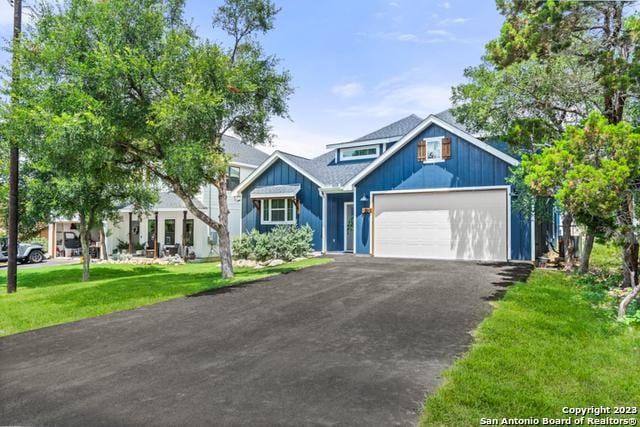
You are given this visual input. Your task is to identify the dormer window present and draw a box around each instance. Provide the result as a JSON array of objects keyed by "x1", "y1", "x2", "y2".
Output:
[{"x1": 339, "y1": 145, "x2": 379, "y2": 161}]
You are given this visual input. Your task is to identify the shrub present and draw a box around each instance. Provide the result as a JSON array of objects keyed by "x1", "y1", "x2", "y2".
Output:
[
  {"x1": 232, "y1": 225, "x2": 314, "y2": 261},
  {"x1": 28, "y1": 236, "x2": 48, "y2": 253},
  {"x1": 116, "y1": 239, "x2": 129, "y2": 251}
]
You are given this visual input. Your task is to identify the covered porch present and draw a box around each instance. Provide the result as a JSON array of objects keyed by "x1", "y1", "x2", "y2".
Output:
[{"x1": 109, "y1": 193, "x2": 212, "y2": 259}]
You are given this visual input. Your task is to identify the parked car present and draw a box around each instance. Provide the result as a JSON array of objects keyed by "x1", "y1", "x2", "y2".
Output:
[
  {"x1": 63, "y1": 232, "x2": 81, "y2": 250},
  {"x1": 0, "y1": 237, "x2": 46, "y2": 264}
]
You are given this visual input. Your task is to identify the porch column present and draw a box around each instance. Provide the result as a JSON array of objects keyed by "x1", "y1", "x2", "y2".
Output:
[
  {"x1": 154, "y1": 211, "x2": 159, "y2": 258},
  {"x1": 128, "y1": 212, "x2": 133, "y2": 254},
  {"x1": 50, "y1": 223, "x2": 56, "y2": 259},
  {"x1": 182, "y1": 210, "x2": 187, "y2": 256}
]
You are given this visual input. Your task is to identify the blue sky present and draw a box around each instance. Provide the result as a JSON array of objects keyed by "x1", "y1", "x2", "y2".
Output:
[{"x1": 0, "y1": 0, "x2": 503, "y2": 157}]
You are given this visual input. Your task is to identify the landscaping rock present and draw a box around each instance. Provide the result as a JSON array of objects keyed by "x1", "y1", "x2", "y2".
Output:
[
  {"x1": 97, "y1": 254, "x2": 184, "y2": 265},
  {"x1": 267, "y1": 259, "x2": 285, "y2": 267},
  {"x1": 233, "y1": 259, "x2": 259, "y2": 268},
  {"x1": 292, "y1": 257, "x2": 306, "y2": 262}
]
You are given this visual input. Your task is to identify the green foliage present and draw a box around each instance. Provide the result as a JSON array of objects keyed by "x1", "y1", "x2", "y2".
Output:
[
  {"x1": 522, "y1": 112, "x2": 640, "y2": 238},
  {"x1": 232, "y1": 225, "x2": 314, "y2": 261},
  {"x1": 452, "y1": 57, "x2": 598, "y2": 149},
  {"x1": 5, "y1": 0, "x2": 293, "y2": 278},
  {"x1": 452, "y1": 1, "x2": 639, "y2": 152},
  {"x1": 622, "y1": 310, "x2": 640, "y2": 326},
  {"x1": 116, "y1": 240, "x2": 129, "y2": 252}
]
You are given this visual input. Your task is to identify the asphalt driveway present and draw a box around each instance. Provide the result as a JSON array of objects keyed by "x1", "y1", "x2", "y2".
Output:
[{"x1": 0, "y1": 256, "x2": 531, "y2": 426}]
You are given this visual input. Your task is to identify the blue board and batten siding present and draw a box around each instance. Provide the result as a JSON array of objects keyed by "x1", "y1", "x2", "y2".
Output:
[
  {"x1": 241, "y1": 160, "x2": 323, "y2": 250},
  {"x1": 354, "y1": 122, "x2": 532, "y2": 260}
]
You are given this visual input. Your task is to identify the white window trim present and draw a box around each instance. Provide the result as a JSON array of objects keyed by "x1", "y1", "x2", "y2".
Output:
[
  {"x1": 422, "y1": 136, "x2": 445, "y2": 164},
  {"x1": 261, "y1": 199, "x2": 297, "y2": 225},
  {"x1": 339, "y1": 144, "x2": 380, "y2": 161}
]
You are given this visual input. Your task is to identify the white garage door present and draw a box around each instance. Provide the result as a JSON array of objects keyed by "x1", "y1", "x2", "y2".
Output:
[{"x1": 373, "y1": 188, "x2": 508, "y2": 261}]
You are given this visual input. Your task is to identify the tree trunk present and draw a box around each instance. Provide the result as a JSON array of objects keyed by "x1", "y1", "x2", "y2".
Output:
[
  {"x1": 562, "y1": 213, "x2": 575, "y2": 271},
  {"x1": 578, "y1": 232, "x2": 595, "y2": 274},
  {"x1": 99, "y1": 224, "x2": 108, "y2": 261},
  {"x1": 622, "y1": 234, "x2": 639, "y2": 288},
  {"x1": 618, "y1": 271, "x2": 639, "y2": 320},
  {"x1": 215, "y1": 179, "x2": 234, "y2": 279},
  {"x1": 79, "y1": 213, "x2": 91, "y2": 282},
  {"x1": 621, "y1": 194, "x2": 638, "y2": 288},
  {"x1": 170, "y1": 181, "x2": 234, "y2": 278}
]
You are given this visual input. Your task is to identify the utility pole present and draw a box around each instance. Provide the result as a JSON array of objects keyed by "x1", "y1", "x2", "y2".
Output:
[{"x1": 7, "y1": 0, "x2": 22, "y2": 293}]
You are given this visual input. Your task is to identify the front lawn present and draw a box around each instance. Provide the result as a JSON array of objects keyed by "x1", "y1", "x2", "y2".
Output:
[
  {"x1": 420, "y1": 246, "x2": 640, "y2": 426},
  {"x1": 0, "y1": 258, "x2": 331, "y2": 337}
]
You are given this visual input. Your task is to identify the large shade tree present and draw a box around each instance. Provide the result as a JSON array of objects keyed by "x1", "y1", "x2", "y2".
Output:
[{"x1": 15, "y1": 0, "x2": 292, "y2": 279}]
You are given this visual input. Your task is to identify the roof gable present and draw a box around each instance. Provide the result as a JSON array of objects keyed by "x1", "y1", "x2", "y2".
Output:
[
  {"x1": 222, "y1": 135, "x2": 269, "y2": 167},
  {"x1": 121, "y1": 192, "x2": 205, "y2": 212},
  {"x1": 232, "y1": 151, "x2": 327, "y2": 195},
  {"x1": 344, "y1": 115, "x2": 519, "y2": 189}
]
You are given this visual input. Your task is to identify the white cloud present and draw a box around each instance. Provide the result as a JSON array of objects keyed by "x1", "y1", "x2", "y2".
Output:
[
  {"x1": 358, "y1": 31, "x2": 445, "y2": 44},
  {"x1": 331, "y1": 82, "x2": 364, "y2": 98},
  {"x1": 388, "y1": 1, "x2": 399, "y2": 6},
  {"x1": 266, "y1": 120, "x2": 343, "y2": 158},
  {"x1": 332, "y1": 84, "x2": 451, "y2": 118},
  {"x1": 328, "y1": 69, "x2": 453, "y2": 119},
  {"x1": 440, "y1": 1, "x2": 451, "y2": 9},
  {"x1": 438, "y1": 17, "x2": 470, "y2": 25}
]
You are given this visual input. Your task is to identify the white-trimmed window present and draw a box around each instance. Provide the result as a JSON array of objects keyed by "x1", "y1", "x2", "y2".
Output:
[
  {"x1": 261, "y1": 199, "x2": 296, "y2": 224},
  {"x1": 339, "y1": 145, "x2": 379, "y2": 161},
  {"x1": 425, "y1": 137, "x2": 443, "y2": 162}
]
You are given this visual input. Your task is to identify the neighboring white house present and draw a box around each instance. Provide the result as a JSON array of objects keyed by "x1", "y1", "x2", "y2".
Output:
[{"x1": 48, "y1": 136, "x2": 268, "y2": 259}]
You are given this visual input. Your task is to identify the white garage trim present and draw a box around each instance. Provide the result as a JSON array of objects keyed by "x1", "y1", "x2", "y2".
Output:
[
  {"x1": 369, "y1": 186, "x2": 511, "y2": 261},
  {"x1": 530, "y1": 210, "x2": 536, "y2": 262}
]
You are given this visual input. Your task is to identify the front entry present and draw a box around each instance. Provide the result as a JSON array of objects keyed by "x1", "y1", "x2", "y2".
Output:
[{"x1": 344, "y1": 202, "x2": 354, "y2": 252}]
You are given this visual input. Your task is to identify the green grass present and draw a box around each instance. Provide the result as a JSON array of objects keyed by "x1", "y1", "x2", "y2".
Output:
[
  {"x1": 589, "y1": 240, "x2": 623, "y2": 272},
  {"x1": 420, "y1": 244, "x2": 640, "y2": 426},
  {"x1": 0, "y1": 258, "x2": 331, "y2": 337}
]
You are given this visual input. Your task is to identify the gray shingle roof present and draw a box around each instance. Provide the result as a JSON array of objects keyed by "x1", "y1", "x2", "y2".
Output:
[
  {"x1": 250, "y1": 184, "x2": 301, "y2": 198},
  {"x1": 278, "y1": 151, "x2": 371, "y2": 187},
  {"x1": 434, "y1": 109, "x2": 471, "y2": 134},
  {"x1": 351, "y1": 114, "x2": 423, "y2": 142},
  {"x1": 222, "y1": 135, "x2": 269, "y2": 166},
  {"x1": 122, "y1": 192, "x2": 205, "y2": 212},
  {"x1": 253, "y1": 112, "x2": 494, "y2": 188}
]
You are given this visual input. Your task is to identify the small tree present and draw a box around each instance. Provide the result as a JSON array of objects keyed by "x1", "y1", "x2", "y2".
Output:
[
  {"x1": 10, "y1": 108, "x2": 156, "y2": 281},
  {"x1": 523, "y1": 112, "x2": 640, "y2": 317}
]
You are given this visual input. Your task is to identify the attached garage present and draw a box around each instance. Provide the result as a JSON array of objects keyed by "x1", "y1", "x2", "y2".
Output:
[{"x1": 371, "y1": 187, "x2": 509, "y2": 261}]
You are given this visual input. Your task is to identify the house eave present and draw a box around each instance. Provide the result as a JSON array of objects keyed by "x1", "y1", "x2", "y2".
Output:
[
  {"x1": 232, "y1": 151, "x2": 326, "y2": 197},
  {"x1": 325, "y1": 136, "x2": 400, "y2": 150},
  {"x1": 319, "y1": 187, "x2": 352, "y2": 194}
]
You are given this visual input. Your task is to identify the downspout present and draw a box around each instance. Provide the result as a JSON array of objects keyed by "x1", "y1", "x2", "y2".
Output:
[{"x1": 320, "y1": 189, "x2": 327, "y2": 254}]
